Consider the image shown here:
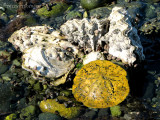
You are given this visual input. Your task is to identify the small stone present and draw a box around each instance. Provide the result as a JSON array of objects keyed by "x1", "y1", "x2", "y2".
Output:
[
  {"x1": 83, "y1": 110, "x2": 97, "y2": 119},
  {"x1": 39, "y1": 113, "x2": 62, "y2": 120},
  {"x1": 2, "y1": 76, "x2": 11, "y2": 81},
  {"x1": 124, "y1": 114, "x2": 132, "y2": 120},
  {"x1": 20, "y1": 105, "x2": 36, "y2": 119}
]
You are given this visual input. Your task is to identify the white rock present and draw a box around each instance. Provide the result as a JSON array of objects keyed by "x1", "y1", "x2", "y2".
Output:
[
  {"x1": 100, "y1": 7, "x2": 145, "y2": 64},
  {"x1": 60, "y1": 18, "x2": 109, "y2": 51},
  {"x1": 60, "y1": 6, "x2": 145, "y2": 65},
  {"x1": 83, "y1": 52, "x2": 105, "y2": 65}
]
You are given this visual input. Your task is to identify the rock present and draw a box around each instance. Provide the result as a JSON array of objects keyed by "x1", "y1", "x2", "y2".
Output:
[
  {"x1": 5, "y1": 113, "x2": 17, "y2": 120},
  {"x1": 60, "y1": 6, "x2": 145, "y2": 64},
  {"x1": 100, "y1": 6, "x2": 145, "y2": 64},
  {"x1": 12, "y1": 59, "x2": 21, "y2": 67},
  {"x1": 110, "y1": 105, "x2": 121, "y2": 117},
  {"x1": 89, "y1": 7, "x2": 112, "y2": 19},
  {"x1": 24, "y1": 14, "x2": 38, "y2": 26},
  {"x1": 39, "y1": 113, "x2": 62, "y2": 120},
  {"x1": 144, "y1": 4, "x2": 157, "y2": 20},
  {"x1": 0, "y1": 50, "x2": 12, "y2": 75},
  {"x1": 0, "y1": 82, "x2": 14, "y2": 112},
  {"x1": 140, "y1": 17, "x2": 160, "y2": 36},
  {"x1": 0, "y1": 0, "x2": 18, "y2": 15},
  {"x1": 60, "y1": 17, "x2": 109, "y2": 51},
  {"x1": 83, "y1": 51, "x2": 105, "y2": 65},
  {"x1": 36, "y1": 2, "x2": 69, "y2": 18},
  {"x1": 80, "y1": 0, "x2": 106, "y2": 10},
  {"x1": 2, "y1": 75, "x2": 11, "y2": 81},
  {"x1": 124, "y1": 114, "x2": 132, "y2": 120},
  {"x1": 60, "y1": 90, "x2": 72, "y2": 97},
  {"x1": 5, "y1": 16, "x2": 27, "y2": 38},
  {"x1": 66, "y1": 10, "x2": 82, "y2": 20},
  {"x1": 145, "y1": 0, "x2": 160, "y2": 3},
  {"x1": 39, "y1": 96, "x2": 83, "y2": 119},
  {"x1": 0, "y1": 12, "x2": 10, "y2": 23},
  {"x1": 20, "y1": 105, "x2": 36, "y2": 120},
  {"x1": 98, "y1": 108, "x2": 109, "y2": 118},
  {"x1": 83, "y1": 110, "x2": 97, "y2": 119},
  {"x1": 33, "y1": 82, "x2": 42, "y2": 91},
  {"x1": 72, "y1": 60, "x2": 130, "y2": 108}
]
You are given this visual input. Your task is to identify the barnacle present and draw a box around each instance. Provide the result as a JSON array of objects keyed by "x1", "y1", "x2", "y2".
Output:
[{"x1": 72, "y1": 60, "x2": 130, "y2": 108}]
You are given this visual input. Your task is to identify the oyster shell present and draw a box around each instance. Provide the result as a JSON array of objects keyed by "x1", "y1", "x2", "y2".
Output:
[
  {"x1": 8, "y1": 26, "x2": 66, "y2": 52},
  {"x1": 8, "y1": 26, "x2": 79, "y2": 85},
  {"x1": 22, "y1": 40, "x2": 78, "y2": 79}
]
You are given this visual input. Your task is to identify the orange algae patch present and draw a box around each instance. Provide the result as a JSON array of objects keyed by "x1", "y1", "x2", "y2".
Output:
[{"x1": 72, "y1": 60, "x2": 130, "y2": 108}]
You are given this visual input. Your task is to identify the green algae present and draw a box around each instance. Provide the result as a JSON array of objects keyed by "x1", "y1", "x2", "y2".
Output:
[{"x1": 37, "y1": 3, "x2": 69, "y2": 18}]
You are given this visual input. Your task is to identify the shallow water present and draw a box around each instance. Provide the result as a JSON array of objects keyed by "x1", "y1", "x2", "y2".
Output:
[{"x1": 0, "y1": 0, "x2": 160, "y2": 119}]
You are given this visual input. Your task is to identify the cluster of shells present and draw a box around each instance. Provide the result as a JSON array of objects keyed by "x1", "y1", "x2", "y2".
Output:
[{"x1": 8, "y1": 7, "x2": 145, "y2": 84}]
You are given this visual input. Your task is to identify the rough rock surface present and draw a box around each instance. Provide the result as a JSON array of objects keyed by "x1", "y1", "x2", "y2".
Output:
[
  {"x1": 100, "y1": 7, "x2": 145, "y2": 64},
  {"x1": 60, "y1": 17, "x2": 109, "y2": 51},
  {"x1": 60, "y1": 7, "x2": 145, "y2": 64}
]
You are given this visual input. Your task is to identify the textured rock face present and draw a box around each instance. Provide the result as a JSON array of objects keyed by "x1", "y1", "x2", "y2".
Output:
[
  {"x1": 100, "y1": 7, "x2": 145, "y2": 64},
  {"x1": 60, "y1": 18, "x2": 109, "y2": 51},
  {"x1": 60, "y1": 6, "x2": 145, "y2": 64}
]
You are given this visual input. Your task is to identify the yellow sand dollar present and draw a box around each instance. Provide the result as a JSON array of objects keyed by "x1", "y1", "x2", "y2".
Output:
[{"x1": 72, "y1": 60, "x2": 130, "y2": 108}]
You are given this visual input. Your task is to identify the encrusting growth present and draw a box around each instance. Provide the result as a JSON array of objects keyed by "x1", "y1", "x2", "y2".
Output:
[{"x1": 72, "y1": 60, "x2": 130, "y2": 108}]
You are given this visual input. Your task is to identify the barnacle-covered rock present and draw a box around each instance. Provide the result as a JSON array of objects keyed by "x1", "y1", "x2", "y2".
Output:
[
  {"x1": 8, "y1": 26, "x2": 66, "y2": 52},
  {"x1": 72, "y1": 60, "x2": 130, "y2": 108},
  {"x1": 39, "y1": 96, "x2": 83, "y2": 119},
  {"x1": 100, "y1": 7, "x2": 145, "y2": 64},
  {"x1": 60, "y1": 6, "x2": 145, "y2": 65},
  {"x1": 60, "y1": 17, "x2": 109, "y2": 51},
  {"x1": 22, "y1": 40, "x2": 78, "y2": 81}
]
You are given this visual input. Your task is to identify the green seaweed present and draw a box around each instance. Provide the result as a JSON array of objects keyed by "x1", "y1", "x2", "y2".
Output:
[{"x1": 37, "y1": 3, "x2": 69, "y2": 18}]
